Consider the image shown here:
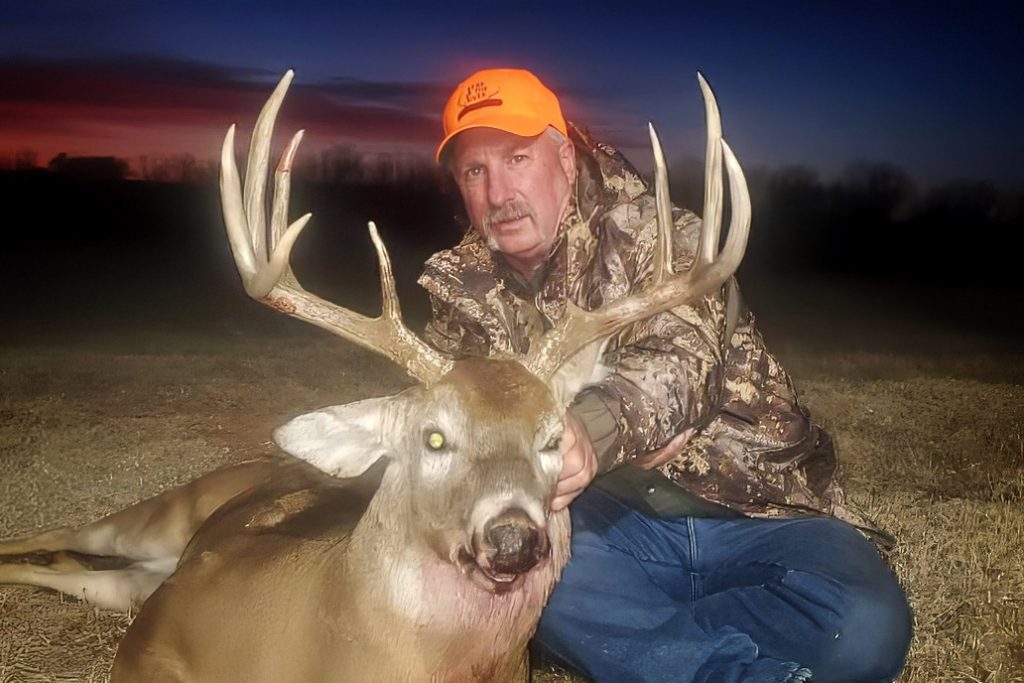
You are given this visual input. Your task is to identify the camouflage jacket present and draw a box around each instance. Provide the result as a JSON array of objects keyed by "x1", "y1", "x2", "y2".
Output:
[{"x1": 419, "y1": 123, "x2": 867, "y2": 527}]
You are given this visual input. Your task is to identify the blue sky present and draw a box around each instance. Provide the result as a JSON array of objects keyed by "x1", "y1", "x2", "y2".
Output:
[{"x1": 1, "y1": 1, "x2": 1021, "y2": 183}]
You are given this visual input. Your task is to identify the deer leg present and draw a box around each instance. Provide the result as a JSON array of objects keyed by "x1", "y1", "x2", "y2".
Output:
[
  {"x1": 0, "y1": 487, "x2": 205, "y2": 562},
  {"x1": 0, "y1": 551, "x2": 175, "y2": 610},
  {"x1": 0, "y1": 458, "x2": 280, "y2": 562},
  {"x1": 0, "y1": 526, "x2": 92, "y2": 556}
]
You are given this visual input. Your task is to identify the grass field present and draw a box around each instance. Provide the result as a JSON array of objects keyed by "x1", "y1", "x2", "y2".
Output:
[{"x1": 1, "y1": 275, "x2": 1022, "y2": 682}]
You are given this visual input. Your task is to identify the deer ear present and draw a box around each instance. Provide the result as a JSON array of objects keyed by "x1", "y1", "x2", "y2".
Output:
[
  {"x1": 547, "y1": 339, "x2": 612, "y2": 407},
  {"x1": 273, "y1": 396, "x2": 393, "y2": 478}
]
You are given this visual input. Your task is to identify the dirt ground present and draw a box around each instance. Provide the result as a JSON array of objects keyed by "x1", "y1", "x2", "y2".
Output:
[{"x1": 1, "y1": 277, "x2": 1022, "y2": 682}]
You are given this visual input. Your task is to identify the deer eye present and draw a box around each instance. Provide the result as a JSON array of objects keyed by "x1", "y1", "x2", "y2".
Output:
[{"x1": 425, "y1": 430, "x2": 446, "y2": 451}]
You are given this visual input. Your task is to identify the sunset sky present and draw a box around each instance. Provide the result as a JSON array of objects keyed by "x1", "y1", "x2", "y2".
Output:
[{"x1": 1, "y1": 1, "x2": 1021, "y2": 184}]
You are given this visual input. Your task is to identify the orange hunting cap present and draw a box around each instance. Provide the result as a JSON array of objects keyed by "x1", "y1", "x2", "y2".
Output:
[{"x1": 436, "y1": 68, "x2": 568, "y2": 163}]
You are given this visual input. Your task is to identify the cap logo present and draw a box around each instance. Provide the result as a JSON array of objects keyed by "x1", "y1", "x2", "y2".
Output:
[
  {"x1": 458, "y1": 80, "x2": 501, "y2": 107},
  {"x1": 457, "y1": 97, "x2": 503, "y2": 120},
  {"x1": 456, "y1": 80, "x2": 503, "y2": 120}
]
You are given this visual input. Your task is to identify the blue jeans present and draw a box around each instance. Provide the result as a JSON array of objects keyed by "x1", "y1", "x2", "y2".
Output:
[{"x1": 535, "y1": 487, "x2": 912, "y2": 683}]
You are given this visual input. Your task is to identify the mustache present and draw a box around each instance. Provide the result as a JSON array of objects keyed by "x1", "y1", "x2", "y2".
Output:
[{"x1": 483, "y1": 200, "x2": 535, "y2": 232}]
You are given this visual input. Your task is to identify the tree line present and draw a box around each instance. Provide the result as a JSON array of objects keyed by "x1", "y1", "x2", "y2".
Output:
[
  {"x1": 0, "y1": 146, "x2": 445, "y2": 187},
  {"x1": 3, "y1": 146, "x2": 1020, "y2": 281},
  {"x1": 668, "y1": 158, "x2": 1022, "y2": 279}
]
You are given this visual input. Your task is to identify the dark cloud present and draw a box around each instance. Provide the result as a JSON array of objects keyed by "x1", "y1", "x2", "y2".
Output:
[
  {"x1": 0, "y1": 54, "x2": 267, "y2": 101},
  {"x1": 0, "y1": 53, "x2": 654, "y2": 164},
  {"x1": 318, "y1": 77, "x2": 447, "y2": 109},
  {"x1": 0, "y1": 55, "x2": 444, "y2": 156}
]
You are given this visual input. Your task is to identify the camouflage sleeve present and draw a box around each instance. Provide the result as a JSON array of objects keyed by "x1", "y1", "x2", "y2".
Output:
[
  {"x1": 422, "y1": 293, "x2": 492, "y2": 358},
  {"x1": 587, "y1": 211, "x2": 730, "y2": 470},
  {"x1": 418, "y1": 241, "x2": 505, "y2": 358}
]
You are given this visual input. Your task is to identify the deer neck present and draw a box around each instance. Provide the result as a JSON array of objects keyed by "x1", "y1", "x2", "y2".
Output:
[{"x1": 323, "y1": 465, "x2": 569, "y2": 679}]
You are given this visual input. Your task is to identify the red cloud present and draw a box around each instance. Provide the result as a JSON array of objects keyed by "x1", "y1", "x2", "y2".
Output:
[{"x1": 0, "y1": 58, "x2": 445, "y2": 169}]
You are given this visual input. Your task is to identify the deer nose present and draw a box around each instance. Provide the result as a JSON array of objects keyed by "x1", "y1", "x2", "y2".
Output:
[{"x1": 481, "y1": 509, "x2": 549, "y2": 575}]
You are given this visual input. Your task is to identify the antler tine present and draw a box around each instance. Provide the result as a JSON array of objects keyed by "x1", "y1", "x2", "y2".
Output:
[
  {"x1": 271, "y1": 129, "x2": 305, "y2": 252},
  {"x1": 523, "y1": 75, "x2": 750, "y2": 382},
  {"x1": 221, "y1": 123, "x2": 256, "y2": 278},
  {"x1": 251, "y1": 129, "x2": 312, "y2": 298},
  {"x1": 222, "y1": 114, "x2": 311, "y2": 299},
  {"x1": 697, "y1": 72, "x2": 724, "y2": 267},
  {"x1": 367, "y1": 221, "x2": 401, "y2": 323},
  {"x1": 245, "y1": 70, "x2": 294, "y2": 263},
  {"x1": 220, "y1": 71, "x2": 453, "y2": 385},
  {"x1": 714, "y1": 140, "x2": 751, "y2": 279},
  {"x1": 648, "y1": 122, "x2": 674, "y2": 284}
]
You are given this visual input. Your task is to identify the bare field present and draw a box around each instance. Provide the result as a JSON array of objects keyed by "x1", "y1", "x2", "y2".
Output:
[{"x1": 1, "y1": 309, "x2": 1022, "y2": 681}]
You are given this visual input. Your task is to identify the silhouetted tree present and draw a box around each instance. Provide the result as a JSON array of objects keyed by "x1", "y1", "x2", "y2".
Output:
[
  {"x1": 141, "y1": 154, "x2": 215, "y2": 183},
  {"x1": 48, "y1": 153, "x2": 129, "y2": 181},
  {"x1": 837, "y1": 162, "x2": 918, "y2": 222},
  {"x1": 320, "y1": 145, "x2": 363, "y2": 184},
  {"x1": 14, "y1": 149, "x2": 38, "y2": 170}
]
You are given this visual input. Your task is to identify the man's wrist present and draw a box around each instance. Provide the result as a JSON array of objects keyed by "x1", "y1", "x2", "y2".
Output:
[{"x1": 569, "y1": 389, "x2": 620, "y2": 472}]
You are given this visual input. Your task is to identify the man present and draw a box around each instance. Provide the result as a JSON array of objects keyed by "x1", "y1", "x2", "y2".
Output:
[{"x1": 421, "y1": 68, "x2": 912, "y2": 683}]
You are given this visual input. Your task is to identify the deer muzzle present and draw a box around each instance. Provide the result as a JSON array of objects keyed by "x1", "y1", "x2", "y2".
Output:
[{"x1": 472, "y1": 508, "x2": 549, "y2": 585}]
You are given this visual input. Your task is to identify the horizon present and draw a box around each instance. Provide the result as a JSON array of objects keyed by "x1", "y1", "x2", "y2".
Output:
[
  {"x1": 7, "y1": 146, "x2": 1020, "y2": 196},
  {"x1": 1, "y1": 2, "x2": 1022, "y2": 186}
]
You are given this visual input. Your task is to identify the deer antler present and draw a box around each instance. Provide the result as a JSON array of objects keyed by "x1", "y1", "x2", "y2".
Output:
[
  {"x1": 523, "y1": 73, "x2": 751, "y2": 381},
  {"x1": 220, "y1": 70, "x2": 453, "y2": 385}
]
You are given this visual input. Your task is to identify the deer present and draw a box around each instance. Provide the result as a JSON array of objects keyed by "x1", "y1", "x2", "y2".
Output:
[{"x1": 0, "y1": 70, "x2": 749, "y2": 682}]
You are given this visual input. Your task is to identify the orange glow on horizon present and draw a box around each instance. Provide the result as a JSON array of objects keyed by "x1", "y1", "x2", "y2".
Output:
[{"x1": 0, "y1": 63, "x2": 442, "y2": 174}]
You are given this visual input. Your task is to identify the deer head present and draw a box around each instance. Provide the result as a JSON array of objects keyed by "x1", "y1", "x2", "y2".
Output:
[{"x1": 219, "y1": 70, "x2": 749, "y2": 593}]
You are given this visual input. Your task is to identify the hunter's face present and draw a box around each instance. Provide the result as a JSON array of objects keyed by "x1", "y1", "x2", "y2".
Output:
[{"x1": 450, "y1": 127, "x2": 576, "y2": 277}]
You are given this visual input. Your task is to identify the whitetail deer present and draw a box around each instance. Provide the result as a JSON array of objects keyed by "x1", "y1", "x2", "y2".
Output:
[{"x1": 0, "y1": 71, "x2": 749, "y2": 681}]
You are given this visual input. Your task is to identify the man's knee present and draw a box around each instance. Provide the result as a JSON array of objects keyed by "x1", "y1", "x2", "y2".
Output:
[
  {"x1": 761, "y1": 519, "x2": 912, "y2": 681},
  {"x1": 809, "y1": 572, "x2": 912, "y2": 682}
]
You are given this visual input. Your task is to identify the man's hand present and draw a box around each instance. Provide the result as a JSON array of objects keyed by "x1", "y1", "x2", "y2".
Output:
[
  {"x1": 552, "y1": 410, "x2": 599, "y2": 511},
  {"x1": 633, "y1": 428, "x2": 696, "y2": 471}
]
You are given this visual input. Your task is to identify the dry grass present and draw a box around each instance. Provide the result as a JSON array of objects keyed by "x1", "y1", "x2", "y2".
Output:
[
  {"x1": 800, "y1": 367, "x2": 1024, "y2": 683},
  {"x1": 1, "y1": 336, "x2": 1022, "y2": 682}
]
